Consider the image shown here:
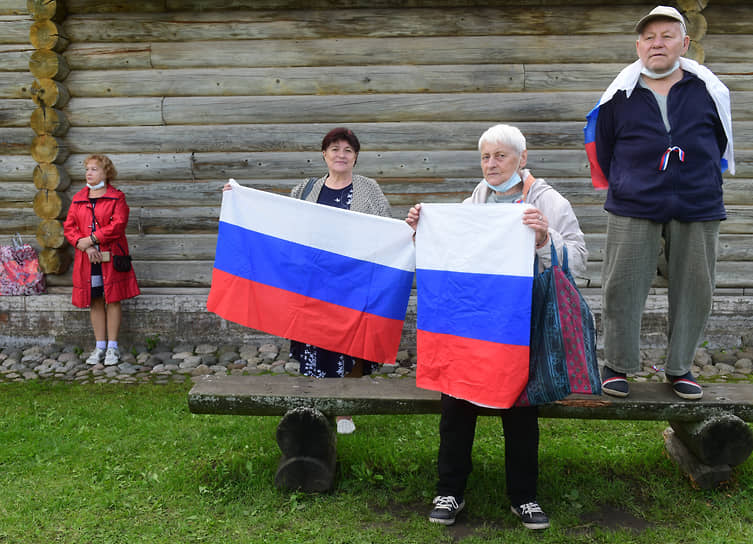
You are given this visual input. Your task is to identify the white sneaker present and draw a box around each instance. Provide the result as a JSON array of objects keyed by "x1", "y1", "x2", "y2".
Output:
[
  {"x1": 104, "y1": 347, "x2": 120, "y2": 366},
  {"x1": 86, "y1": 347, "x2": 106, "y2": 365},
  {"x1": 336, "y1": 418, "x2": 356, "y2": 434}
]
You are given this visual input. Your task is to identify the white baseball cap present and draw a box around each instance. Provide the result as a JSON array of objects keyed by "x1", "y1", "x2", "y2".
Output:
[{"x1": 635, "y1": 5, "x2": 687, "y2": 34}]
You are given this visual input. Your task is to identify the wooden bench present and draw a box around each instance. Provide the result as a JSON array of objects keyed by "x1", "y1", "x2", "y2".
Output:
[{"x1": 188, "y1": 375, "x2": 753, "y2": 492}]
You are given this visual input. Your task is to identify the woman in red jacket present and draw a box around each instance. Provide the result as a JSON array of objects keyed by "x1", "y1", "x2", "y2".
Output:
[{"x1": 63, "y1": 155, "x2": 140, "y2": 366}]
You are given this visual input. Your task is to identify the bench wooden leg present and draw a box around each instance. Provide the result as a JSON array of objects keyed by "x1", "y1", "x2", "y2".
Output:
[
  {"x1": 274, "y1": 407, "x2": 336, "y2": 492},
  {"x1": 663, "y1": 413, "x2": 753, "y2": 489}
]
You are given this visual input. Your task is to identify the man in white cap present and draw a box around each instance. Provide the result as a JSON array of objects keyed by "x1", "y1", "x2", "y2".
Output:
[{"x1": 584, "y1": 6, "x2": 734, "y2": 400}]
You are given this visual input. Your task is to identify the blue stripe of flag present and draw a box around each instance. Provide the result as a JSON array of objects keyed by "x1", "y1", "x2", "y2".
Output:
[
  {"x1": 416, "y1": 268, "x2": 532, "y2": 346},
  {"x1": 214, "y1": 221, "x2": 414, "y2": 321}
]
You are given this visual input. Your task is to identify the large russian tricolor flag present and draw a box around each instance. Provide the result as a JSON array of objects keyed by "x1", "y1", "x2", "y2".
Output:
[
  {"x1": 415, "y1": 203, "x2": 535, "y2": 408},
  {"x1": 207, "y1": 181, "x2": 416, "y2": 365}
]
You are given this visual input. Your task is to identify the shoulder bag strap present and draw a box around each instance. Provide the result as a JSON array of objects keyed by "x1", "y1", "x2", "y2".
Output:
[{"x1": 300, "y1": 177, "x2": 319, "y2": 200}]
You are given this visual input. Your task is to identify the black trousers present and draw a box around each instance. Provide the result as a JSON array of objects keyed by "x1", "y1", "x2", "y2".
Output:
[{"x1": 436, "y1": 393, "x2": 539, "y2": 506}]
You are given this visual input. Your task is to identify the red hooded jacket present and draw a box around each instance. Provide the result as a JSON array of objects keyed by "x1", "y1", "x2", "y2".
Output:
[{"x1": 63, "y1": 184, "x2": 141, "y2": 308}]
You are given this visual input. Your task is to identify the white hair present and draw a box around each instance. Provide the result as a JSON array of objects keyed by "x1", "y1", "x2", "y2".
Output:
[{"x1": 478, "y1": 124, "x2": 526, "y2": 155}]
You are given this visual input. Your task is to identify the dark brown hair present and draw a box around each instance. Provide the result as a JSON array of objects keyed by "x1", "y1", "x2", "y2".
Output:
[{"x1": 320, "y1": 127, "x2": 360, "y2": 153}]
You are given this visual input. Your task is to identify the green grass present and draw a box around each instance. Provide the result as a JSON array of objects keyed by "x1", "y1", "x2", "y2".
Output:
[{"x1": 1, "y1": 381, "x2": 752, "y2": 543}]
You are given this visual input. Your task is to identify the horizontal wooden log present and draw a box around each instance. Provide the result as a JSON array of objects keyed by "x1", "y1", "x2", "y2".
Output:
[
  {"x1": 0, "y1": 98, "x2": 35, "y2": 127},
  {"x1": 32, "y1": 188, "x2": 68, "y2": 219},
  {"x1": 60, "y1": 7, "x2": 655, "y2": 42},
  {"x1": 131, "y1": 260, "x2": 212, "y2": 286},
  {"x1": 62, "y1": 149, "x2": 593, "y2": 181},
  {"x1": 663, "y1": 428, "x2": 732, "y2": 490},
  {"x1": 0, "y1": 14, "x2": 31, "y2": 44},
  {"x1": 30, "y1": 19, "x2": 69, "y2": 51},
  {"x1": 63, "y1": 122, "x2": 588, "y2": 153},
  {"x1": 76, "y1": 231, "x2": 753, "y2": 265},
  {"x1": 30, "y1": 106, "x2": 69, "y2": 136},
  {"x1": 0, "y1": 44, "x2": 33, "y2": 71},
  {"x1": 65, "y1": 65, "x2": 526, "y2": 97},
  {"x1": 586, "y1": 233, "x2": 753, "y2": 263},
  {"x1": 32, "y1": 162, "x2": 70, "y2": 190},
  {"x1": 62, "y1": 43, "x2": 153, "y2": 70},
  {"x1": 0, "y1": 1, "x2": 29, "y2": 15},
  {"x1": 704, "y1": 35, "x2": 753, "y2": 63},
  {"x1": 159, "y1": 92, "x2": 602, "y2": 124},
  {"x1": 64, "y1": 97, "x2": 164, "y2": 126},
  {"x1": 705, "y1": 5, "x2": 753, "y2": 35},
  {"x1": 30, "y1": 134, "x2": 68, "y2": 163},
  {"x1": 0, "y1": 127, "x2": 32, "y2": 154},
  {"x1": 582, "y1": 260, "x2": 753, "y2": 289},
  {"x1": 36, "y1": 217, "x2": 65, "y2": 248},
  {"x1": 669, "y1": 414, "x2": 753, "y2": 466},
  {"x1": 64, "y1": 0, "x2": 647, "y2": 12},
  {"x1": 0, "y1": 208, "x2": 38, "y2": 234},
  {"x1": 149, "y1": 36, "x2": 637, "y2": 68},
  {"x1": 64, "y1": 63, "x2": 753, "y2": 97},
  {"x1": 0, "y1": 153, "x2": 36, "y2": 181},
  {"x1": 29, "y1": 49, "x2": 70, "y2": 80},
  {"x1": 0, "y1": 71, "x2": 32, "y2": 99},
  {"x1": 0, "y1": 180, "x2": 34, "y2": 203},
  {"x1": 707, "y1": 63, "x2": 753, "y2": 91},
  {"x1": 125, "y1": 234, "x2": 218, "y2": 260},
  {"x1": 31, "y1": 78, "x2": 70, "y2": 108}
]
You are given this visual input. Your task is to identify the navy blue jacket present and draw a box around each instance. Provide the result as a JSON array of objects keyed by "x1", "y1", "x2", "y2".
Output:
[{"x1": 595, "y1": 71, "x2": 727, "y2": 223}]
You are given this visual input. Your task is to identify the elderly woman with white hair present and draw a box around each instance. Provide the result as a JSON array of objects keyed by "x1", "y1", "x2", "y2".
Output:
[{"x1": 405, "y1": 123, "x2": 587, "y2": 530}]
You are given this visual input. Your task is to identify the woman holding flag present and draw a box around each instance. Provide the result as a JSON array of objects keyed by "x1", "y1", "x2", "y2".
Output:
[
  {"x1": 224, "y1": 127, "x2": 392, "y2": 434},
  {"x1": 405, "y1": 124, "x2": 587, "y2": 530}
]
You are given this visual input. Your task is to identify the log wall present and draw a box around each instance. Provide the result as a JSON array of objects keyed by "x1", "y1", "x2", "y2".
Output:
[{"x1": 1, "y1": 0, "x2": 752, "y2": 345}]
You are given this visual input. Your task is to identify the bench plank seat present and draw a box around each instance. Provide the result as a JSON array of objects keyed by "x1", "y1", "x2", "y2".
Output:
[
  {"x1": 188, "y1": 375, "x2": 753, "y2": 491},
  {"x1": 188, "y1": 374, "x2": 753, "y2": 423}
]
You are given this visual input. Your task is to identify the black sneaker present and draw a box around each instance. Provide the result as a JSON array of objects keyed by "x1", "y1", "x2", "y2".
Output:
[
  {"x1": 667, "y1": 372, "x2": 703, "y2": 400},
  {"x1": 601, "y1": 366, "x2": 629, "y2": 398},
  {"x1": 429, "y1": 495, "x2": 465, "y2": 525},
  {"x1": 511, "y1": 501, "x2": 550, "y2": 530}
]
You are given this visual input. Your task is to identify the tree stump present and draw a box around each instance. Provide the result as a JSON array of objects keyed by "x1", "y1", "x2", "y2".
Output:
[{"x1": 274, "y1": 407, "x2": 336, "y2": 492}]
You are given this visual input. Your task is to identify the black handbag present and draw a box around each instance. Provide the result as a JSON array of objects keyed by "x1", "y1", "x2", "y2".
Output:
[{"x1": 112, "y1": 243, "x2": 132, "y2": 272}]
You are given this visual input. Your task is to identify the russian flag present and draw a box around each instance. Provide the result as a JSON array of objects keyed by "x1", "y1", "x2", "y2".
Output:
[
  {"x1": 207, "y1": 181, "x2": 416, "y2": 365},
  {"x1": 584, "y1": 105, "x2": 609, "y2": 189},
  {"x1": 415, "y1": 203, "x2": 535, "y2": 408}
]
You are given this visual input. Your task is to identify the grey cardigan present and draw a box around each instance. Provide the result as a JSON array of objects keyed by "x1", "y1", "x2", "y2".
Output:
[{"x1": 290, "y1": 174, "x2": 392, "y2": 218}]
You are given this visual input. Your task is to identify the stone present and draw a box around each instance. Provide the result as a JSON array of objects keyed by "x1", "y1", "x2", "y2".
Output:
[
  {"x1": 284, "y1": 362, "x2": 300, "y2": 373},
  {"x1": 694, "y1": 348, "x2": 712, "y2": 367},
  {"x1": 172, "y1": 343, "x2": 195, "y2": 354},
  {"x1": 179, "y1": 356, "x2": 202, "y2": 369},
  {"x1": 379, "y1": 363, "x2": 398, "y2": 374},
  {"x1": 172, "y1": 351, "x2": 194, "y2": 360},
  {"x1": 195, "y1": 344, "x2": 218, "y2": 355},
  {"x1": 715, "y1": 363, "x2": 737, "y2": 376},
  {"x1": 711, "y1": 350, "x2": 738, "y2": 366},
  {"x1": 735, "y1": 358, "x2": 752, "y2": 374},
  {"x1": 191, "y1": 364, "x2": 211, "y2": 376}
]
